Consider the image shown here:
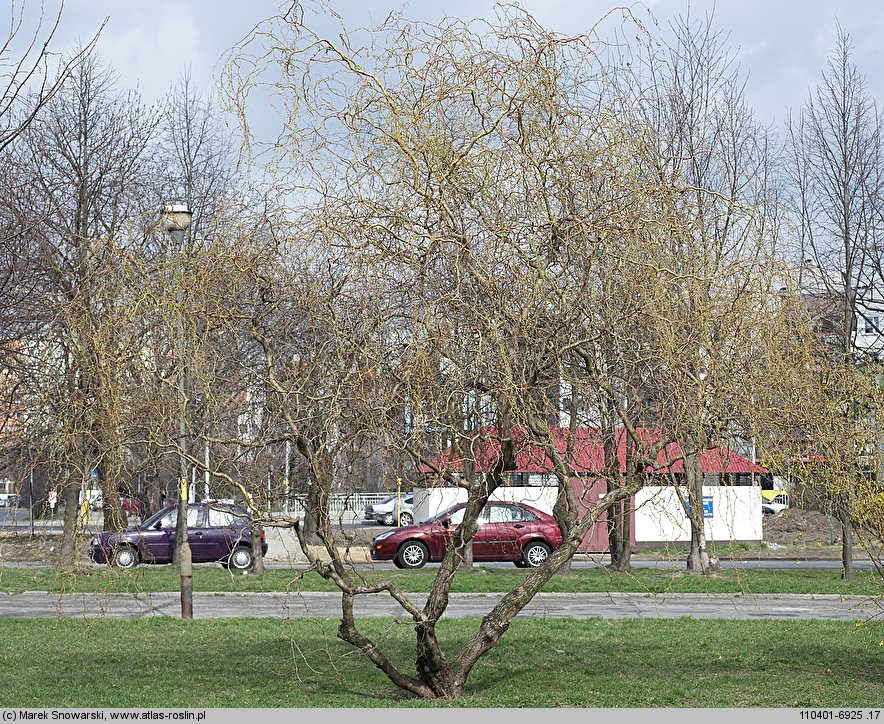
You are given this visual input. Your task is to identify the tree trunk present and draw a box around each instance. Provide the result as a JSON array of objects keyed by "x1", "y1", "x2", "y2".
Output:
[
  {"x1": 684, "y1": 451, "x2": 719, "y2": 575},
  {"x1": 250, "y1": 521, "x2": 265, "y2": 574},
  {"x1": 686, "y1": 526, "x2": 719, "y2": 575},
  {"x1": 102, "y1": 495, "x2": 128, "y2": 533},
  {"x1": 459, "y1": 541, "x2": 473, "y2": 569},
  {"x1": 839, "y1": 513, "x2": 853, "y2": 581},
  {"x1": 607, "y1": 497, "x2": 623, "y2": 569},
  {"x1": 303, "y1": 484, "x2": 322, "y2": 545},
  {"x1": 180, "y1": 538, "x2": 193, "y2": 620},
  {"x1": 101, "y1": 459, "x2": 127, "y2": 532},
  {"x1": 609, "y1": 498, "x2": 632, "y2": 570},
  {"x1": 415, "y1": 623, "x2": 461, "y2": 698},
  {"x1": 172, "y1": 488, "x2": 187, "y2": 565},
  {"x1": 59, "y1": 478, "x2": 81, "y2": 566},
  {"x1": 608, "y1": 496, "x2": 632, "y2": 571}
]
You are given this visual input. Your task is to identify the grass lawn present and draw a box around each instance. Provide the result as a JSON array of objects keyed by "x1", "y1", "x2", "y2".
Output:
[
  {"x1": 0, "y1": 617, "x2": 880, "y2": 707},
  {"x1": 0, "y1": 564, "x2": 881, "y2": 595}
]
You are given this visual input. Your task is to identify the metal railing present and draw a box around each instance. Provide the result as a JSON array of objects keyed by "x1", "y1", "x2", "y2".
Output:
[{"x1": 284, "y1": 492, "x2": 394, "y2": 515}]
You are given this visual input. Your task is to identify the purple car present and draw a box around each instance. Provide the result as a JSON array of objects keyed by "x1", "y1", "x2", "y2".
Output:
[{"x1": 90, "y1": 502, "x2": 266, "y2": 570}]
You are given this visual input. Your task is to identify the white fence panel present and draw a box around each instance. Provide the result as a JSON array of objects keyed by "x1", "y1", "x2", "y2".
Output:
[
  {"x1": 415, "y1": 485, "x2": 761, "y2": 544},
  {"x1": 633, "y1": 486, "x2": 762, "y2": 543}
]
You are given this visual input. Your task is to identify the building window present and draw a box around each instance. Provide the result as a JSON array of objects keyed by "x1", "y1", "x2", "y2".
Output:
[{"x1": 864, "y1": 316, "x2": 880, "y2": 334}]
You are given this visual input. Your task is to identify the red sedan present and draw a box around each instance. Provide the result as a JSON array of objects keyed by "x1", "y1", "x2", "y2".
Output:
[{"x1": 370, "y1": 501, "x2": 563, "y2": 569}]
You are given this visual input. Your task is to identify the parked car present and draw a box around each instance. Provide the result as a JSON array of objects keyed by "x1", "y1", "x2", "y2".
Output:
[
  {"x1": 90, "y1": 492, "x2": 103, "y2": 511},
  {"x1": 90, "y1": 502, "x2": 266, "y2": 570},
  {"x1": 90, "y1": 493, "x2": 143, "y2": 516},
  {"x1": 120, "y1": 495, "x2": 142, "y2": 516},
  {"x1": 370, "y1": 501, "x2": 562, "y2": 569},
  {"x1": 364, "y1": 494, "x2": 414, "y2": 526},
  {"x1": 761, "y1": 492, "x2": 790, "y2": 515}
]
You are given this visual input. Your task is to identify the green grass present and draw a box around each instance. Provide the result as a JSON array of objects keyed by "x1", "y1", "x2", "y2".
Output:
[
  {"x1": 0, "y1": 617, "x2": 880, "y2": 707},
  {"x1": 1, "y1": 565, "x2": 881, "y2": 595}
]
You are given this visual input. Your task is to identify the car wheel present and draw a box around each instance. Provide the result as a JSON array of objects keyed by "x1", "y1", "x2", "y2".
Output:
[
  {"x1": 227, "y1": 546, "x2": 253, "y2": 571},
  {"x1": 523, "y1": 541, "x2": 551, "y2": 568},
  {"x1": 396, "y1": 541, "x2": 428, "y2": 569},
  {"x1": 112, "y1": 546, "x2": 138, "y2": 569},
  {"x1": 513, "y1": 559, "x2": 528, "y2": 568},
  {"x1": 399, "y1": 512, "x2": 413, "y2": 526},
  {"x1": 392, "y1": 558, "x2": 405, "y2": 569},
  {"x1": 382, "y1": 512, "x2": 395, "y2": 526}
]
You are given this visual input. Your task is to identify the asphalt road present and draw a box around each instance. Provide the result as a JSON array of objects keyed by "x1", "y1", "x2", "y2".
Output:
[
  {"x1": 0, "y1": 509, "x2": 70, "y2": 535},
  {"x1": 0, "y1": 590, "x2": 876, "y2": 620}
]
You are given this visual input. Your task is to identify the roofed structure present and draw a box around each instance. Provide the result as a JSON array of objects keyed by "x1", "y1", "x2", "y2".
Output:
[{"x1": 419, "y1": 426, "x2": 766, "y2": 478}]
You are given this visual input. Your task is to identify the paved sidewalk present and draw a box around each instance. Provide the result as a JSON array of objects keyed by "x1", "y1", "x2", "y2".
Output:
[{"x1": 0, "y1": 591, "x2": 878, "y2": 620}]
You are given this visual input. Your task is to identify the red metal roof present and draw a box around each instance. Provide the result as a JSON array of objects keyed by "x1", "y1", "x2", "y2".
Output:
[{"x1": 419, "y1": 426, "x2": 767, "y2": 476}]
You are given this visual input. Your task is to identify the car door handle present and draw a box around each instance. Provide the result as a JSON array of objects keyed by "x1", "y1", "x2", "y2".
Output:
[
  {"x1": 193, "y1": 532, "x2": 204, "y2": 537},
  {"x1": 513, "y1": 524, "x2": 525, "y2": 529}
]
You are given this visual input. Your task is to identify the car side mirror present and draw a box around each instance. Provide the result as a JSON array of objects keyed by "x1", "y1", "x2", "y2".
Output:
[
  {"x1": 442, "y1": 518, "x2": 450, "y2": 528},
  {"x1": 153, "y1": 521, "x2": 163, "y2": 530}
]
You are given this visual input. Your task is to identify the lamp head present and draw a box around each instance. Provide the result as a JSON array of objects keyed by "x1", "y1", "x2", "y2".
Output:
[
  {"x1": 162, "y1": 203, "x2": 193, "y2": 231},
  {"x1": 161, "y1": 203, "x2": 193, "y2": 243}
]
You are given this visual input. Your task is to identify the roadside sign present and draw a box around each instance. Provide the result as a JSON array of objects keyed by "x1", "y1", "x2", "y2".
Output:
[{"x1": 685, "y1": 495, "x2": 714, "y2": 519}]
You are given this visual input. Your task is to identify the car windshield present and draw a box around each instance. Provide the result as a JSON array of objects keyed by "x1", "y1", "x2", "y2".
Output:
[
  {"x1": 422, "y1": 504, "x2": 464, "y2": 525},
  {"x1": 139, "y1": 504, "x2": 201, "y2": 529},
  {"x1": 140, "y1": 507, "x2": 170, "y2": 529}
]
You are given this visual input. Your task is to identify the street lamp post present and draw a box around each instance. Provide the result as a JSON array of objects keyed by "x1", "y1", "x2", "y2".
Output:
[{"x1": 162, "y1": 202, "x2": 194, "y2": 620}]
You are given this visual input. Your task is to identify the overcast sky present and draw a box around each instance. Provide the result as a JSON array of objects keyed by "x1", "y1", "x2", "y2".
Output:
[{"x1": 46, "y1": 1, "x2": 884, "y2": 137}]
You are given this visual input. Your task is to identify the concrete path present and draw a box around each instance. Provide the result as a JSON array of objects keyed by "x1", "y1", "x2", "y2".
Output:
[{"x1": 0, "y1": 591, "x2": 877, "y2": 621}]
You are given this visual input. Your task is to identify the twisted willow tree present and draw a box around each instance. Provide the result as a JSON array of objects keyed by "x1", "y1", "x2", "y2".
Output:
[{"x1": 216, "y1": 6, "x2": 798, "y2": 699}]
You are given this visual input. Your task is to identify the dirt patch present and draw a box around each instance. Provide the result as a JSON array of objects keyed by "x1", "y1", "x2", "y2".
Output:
[
  {"x1": 762, "y1": 507, "x2": 884, "y2": 562},
  {"x1": 763, "y1": 508, "x2": 840, "y2": 547},
  {"x1": 0, "y1": 535, "x2": 91, "y2": 565}
]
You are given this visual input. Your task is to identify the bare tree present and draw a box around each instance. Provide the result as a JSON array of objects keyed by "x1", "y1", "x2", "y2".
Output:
[
  {"x1": 10, "y1": 54, "x2": 159, "y2": 563},
  {"x1": 0, "y1": 2, "x2": 102, "y2": 496},
  {"x1": 0, "y1": 1, "x2": 103, "y2": 154},
  {"x1": 787, "y1": 26, "x2": 884, "y2": 579},
  {"x1": 161, "y1": 69, "x2": 238, "y2": 239},
  {"x1": 616, "y1": 9, "x2": 782, "y2": 575},
  {"x1": 212, "y1": 7, "x2": 801, "y2": 699}
]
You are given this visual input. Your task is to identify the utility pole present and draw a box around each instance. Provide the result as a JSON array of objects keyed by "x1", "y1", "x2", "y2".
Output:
[{"x1": 163, "y1": 203, "x2": 194, "y2": 620}]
